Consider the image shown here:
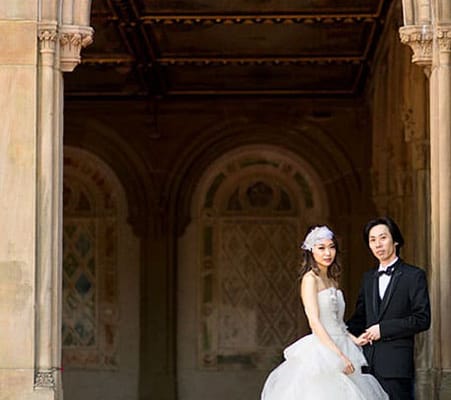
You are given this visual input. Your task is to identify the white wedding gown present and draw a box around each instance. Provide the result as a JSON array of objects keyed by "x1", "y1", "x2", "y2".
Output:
[{"x1": 261, "y1": 287, "x2": 388, "y2": 400}]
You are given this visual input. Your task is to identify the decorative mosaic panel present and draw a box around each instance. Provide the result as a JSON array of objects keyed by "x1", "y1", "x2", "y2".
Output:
[
  {"x1": 200, "y1": 168, "x2": 307, "y2": 370},
  {"x1": 62, "y1": 153, "x2": 119, "y2": 370},
  {"x1": 204, "y1": 156, "x2": 315, "y2": 212},
  {"x1": 200, "y1": 219, "x2": 301, "y2": 370},
  {"x1": 220, "y1": 221, "x2": 300, "y2": 355},
  {"x1": 63, "y1": 219, "x2": 97, "y2": 349}
]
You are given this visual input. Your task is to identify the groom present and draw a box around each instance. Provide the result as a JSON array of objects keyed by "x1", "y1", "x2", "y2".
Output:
[{"x1": 348, "y1": 217, "x2": 430, "y2": 400}]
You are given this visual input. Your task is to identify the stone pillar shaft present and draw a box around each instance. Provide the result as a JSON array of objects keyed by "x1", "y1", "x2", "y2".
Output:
[
  {"x1": 400, "y1": 1, "x2": 451, "y2": 396},
  {"x1": 0, "y1": 1, "x2": 93, "y2": 398},
  {"x1": 35, "y1": 21, "x2": 61, "y2": 391},
  {"x1": 428, "y1": 48, "x2": 442, "y2": 377},
  {"x1": 0, "y1": 10, "x2": 40, "y2": 399},
  {"x1": 434, "y1": 28, "x2": 451, "y2": 372}
]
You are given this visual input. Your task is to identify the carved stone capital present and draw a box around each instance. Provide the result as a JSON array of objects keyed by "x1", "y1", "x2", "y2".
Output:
[
  {"x1": 59, "y1": 25, "x2": 94, "y2": 72},
  {"x1": 399, "y1": 25, "x2": 433, "y2": 66},
  {"x1": 38, "y1": 23, "x2": 58, "y2": 53},
  {"x1": 437, "y1": 26, "x2": 451, "y2": 52},
  {"x1": 34, "y1": 369, "x2": 56, "y2": 389}
]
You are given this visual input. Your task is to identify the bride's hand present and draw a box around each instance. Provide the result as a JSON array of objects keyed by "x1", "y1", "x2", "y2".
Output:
[
  {"x1": 355, "y1": 333, "x2": 370, "y2": 346},
  {"x1": 348, "y1": 333, "x2": 368, "y2": 346},
  {"x1": 340, "y1": 354, "x2": 355, "y2": 375}
]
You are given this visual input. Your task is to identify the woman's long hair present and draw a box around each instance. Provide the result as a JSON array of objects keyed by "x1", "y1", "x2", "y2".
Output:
[{"x1": 298, "y1": 225, "x2": 341, "y2": 283}]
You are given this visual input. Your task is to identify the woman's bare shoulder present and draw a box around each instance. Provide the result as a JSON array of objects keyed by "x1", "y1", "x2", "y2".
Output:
[{"x1": 301, "y1": 271, "x2": 319, "y2": 287}]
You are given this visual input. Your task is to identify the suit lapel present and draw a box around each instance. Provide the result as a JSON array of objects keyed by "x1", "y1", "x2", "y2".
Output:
[
  {"x1": 378, "y1": 266, "x2": 402, "y2": 319},
  {"x1": 371, "y1": 270, "x2": 380, "y2": 318}
]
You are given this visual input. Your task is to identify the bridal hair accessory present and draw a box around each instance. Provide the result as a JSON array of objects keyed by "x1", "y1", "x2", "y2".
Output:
[{"x1": 301, "y1": 226, "x2": 334, "y2": 251}]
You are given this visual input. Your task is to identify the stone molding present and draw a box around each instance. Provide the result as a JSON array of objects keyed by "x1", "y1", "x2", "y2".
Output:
[
  {"x1": 399, "y1": 25, "x2": 433, "y2": 65},
  {"x1": 34, "y1": 369, "x2": 57, "y2": 389},
  {"x1": 60, "y1": 25, "x2": 94, "y2": 72},
  {"x1": 38, "y1": 23, "x2": 94, "y2": 72},
  {"x1": 437, "y1": 26, "x2": 451, "y2": 53},
  {"x1": 400, "y1": 24, "x2": 451, "y2": 65},
  {"x1": 38, "y1": 23, "x2": 58, "y2": 52}
]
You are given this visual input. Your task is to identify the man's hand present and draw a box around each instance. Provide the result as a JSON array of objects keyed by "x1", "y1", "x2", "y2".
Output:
[
  {"x1": 362, "y1": 324, "x2": 381, "y2": 344},
  {"x1": 354, "y1": 333, "x2": 370, "y2": 346}
]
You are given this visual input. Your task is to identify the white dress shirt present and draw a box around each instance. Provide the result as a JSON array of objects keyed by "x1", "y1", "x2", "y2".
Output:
[{"x1": 378, "y1": 257, "x2": 399, "y2": 299}]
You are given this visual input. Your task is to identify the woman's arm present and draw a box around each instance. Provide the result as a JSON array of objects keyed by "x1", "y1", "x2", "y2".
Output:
[{"x1": 301, "y1": 273, "x2": 355, "y2": 375}]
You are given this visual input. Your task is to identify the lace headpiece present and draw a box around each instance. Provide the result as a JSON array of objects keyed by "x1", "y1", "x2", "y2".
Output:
[{"x1": 301, "y1": 226, "x2": 334, "y2": 251}]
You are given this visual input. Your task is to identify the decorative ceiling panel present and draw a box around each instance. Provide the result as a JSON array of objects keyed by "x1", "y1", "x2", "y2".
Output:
[
  {"x1": 147, "y1": 21, "x2": 374, "y2": 58},
  {"x1": 64, "y1": 64, "x2": 142, "y2": 96},
  {"x1": 88, "y1": 16, "x2": 133, "y2": 58},
  {"x1": 138, "y1": 0, "x2": 382, "y2": 15},
  {"x1": 65, "y1": 0, "x2": 391, "y2": 98},
  {"x1": 164, "y1": 63, "x2": 360, "y2": 95}
]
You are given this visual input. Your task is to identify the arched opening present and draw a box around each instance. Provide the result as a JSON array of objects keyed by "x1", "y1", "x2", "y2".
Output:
[
  {"x1": 1, "y1": 0, "x2": 446, "y2": 399},
  {"x1": 62, "y1": 147, "x2": 141, "y2": 400},
  {"x1": 177, "y1": 145, "x2": 329, "y2": 399}
]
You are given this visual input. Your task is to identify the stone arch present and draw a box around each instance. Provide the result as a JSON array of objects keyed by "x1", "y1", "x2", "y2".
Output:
[
  {"x1": 62, "y1": 146, "x2": 140, "y2": 400},
  {"x1": 177, "y1": 144, "x2": 331, "y2": 400},
  {"x1": 64, "y1": 116, "x2": 157, "y2": 237},
  {"x1": 191, "y1": 144, "x2": 329, "y2": 219},
  {"x1": 167, "y1": 118, "x2": 361, "y2": 236}
]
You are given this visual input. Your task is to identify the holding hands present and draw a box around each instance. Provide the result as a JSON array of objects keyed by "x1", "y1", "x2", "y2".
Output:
[
  {"x1": 363, "y1": 324, "x2": 381, "y2": 343},
  {"x1": 351, "y1": 324, "x2": 381, "y2": 346}
]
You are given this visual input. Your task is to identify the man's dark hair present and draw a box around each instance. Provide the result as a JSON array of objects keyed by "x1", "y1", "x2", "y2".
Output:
[{"x1": 363, "y1": 216, "x2": 405, "y2": 256}]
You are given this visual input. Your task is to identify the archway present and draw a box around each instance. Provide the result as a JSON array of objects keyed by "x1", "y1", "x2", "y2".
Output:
[
  {"x1": 177, "y1": 145, "x2": 329, "y2": 400},
  {"x1": 62, "y1": 147, "x2": 140, "y2": 400}
]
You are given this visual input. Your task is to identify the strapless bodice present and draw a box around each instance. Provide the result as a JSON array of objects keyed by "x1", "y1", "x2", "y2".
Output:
[
  {"x1": 317, "y1": 288, "x2": 348, "y2": 336},
  {"x1": 262, "y1": 287, "x2": 389, "y2": 400}
]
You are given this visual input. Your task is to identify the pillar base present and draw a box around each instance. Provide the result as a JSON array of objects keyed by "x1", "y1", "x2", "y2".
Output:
[
  {"x1": 416, "y1": 368, "x2": 438, "y2": 399},
  {"x1": 439, "y1": 370, "x2": 451, "y2": 400},
  {"x1": 0, "y1": 369, "x2": 60, "y2": 400}
]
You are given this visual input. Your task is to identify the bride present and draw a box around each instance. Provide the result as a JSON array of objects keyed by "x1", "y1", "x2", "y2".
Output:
[{"x1": 260, "y1": 225, "x2": 388, "y2": 400}]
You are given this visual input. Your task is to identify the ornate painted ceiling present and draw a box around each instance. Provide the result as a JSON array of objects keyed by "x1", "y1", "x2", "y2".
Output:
[{"x1": 65, "y1": 0, "x2": 390, "y2": 98}]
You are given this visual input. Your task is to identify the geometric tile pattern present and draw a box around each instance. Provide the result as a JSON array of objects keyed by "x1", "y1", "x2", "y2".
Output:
[
  {"x1": 63, "y1": 220, "x2": 97, "y2": 348},
  {"x1": 220, "y1": 221, "x2": 300, "y2": 348},
  {"x1": 200, "y1": 213, "x2": 304, "y2": 371},
  {"x1": 218, "y1": 220, "x2": 302, "y2": 369},
  {"x1": 200, "y1": 171, "x2": 310, "y2": 369}
]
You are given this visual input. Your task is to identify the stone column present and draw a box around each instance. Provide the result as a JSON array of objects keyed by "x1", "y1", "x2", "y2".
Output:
[
  {"x1": 435, "y1": 23, "x2": 451, "y2": 398},
  {"x1": 0, "y1": 1, "x2": 92, "y2": 399},
  {"x1": 400, "y1": 1, "x2": 451, "y2": 397},
  {"x1": 0, "y1": 2, "x2": 41, "y2": 398}
]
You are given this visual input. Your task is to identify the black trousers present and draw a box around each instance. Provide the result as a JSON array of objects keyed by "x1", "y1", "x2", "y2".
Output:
[{"x1": 373, "y1": 373, "x2": 414, "y2": 400}]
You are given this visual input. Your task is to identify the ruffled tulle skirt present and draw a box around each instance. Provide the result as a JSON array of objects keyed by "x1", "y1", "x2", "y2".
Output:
[{"x1": 261, "y1": 334, "x2": 388, "y2": 400}]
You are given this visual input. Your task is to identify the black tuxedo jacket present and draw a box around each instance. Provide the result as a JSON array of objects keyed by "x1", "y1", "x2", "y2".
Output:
[{"x1": 347, "y1": 259, "x2": 431, "y2": 378}]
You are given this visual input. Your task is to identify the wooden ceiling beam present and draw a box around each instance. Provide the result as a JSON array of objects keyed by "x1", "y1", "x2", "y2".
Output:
[
  {"x1": 140, "y1": 14, "x2": 377, "y2": 25},
  {"x1": 64, "y1": 88, "x2": 355, "y2": 97},
  {"x1": 157, "y1": 56, "x2": 364, "y2": 66},
  {"x1": 165, "y1": 89, "x2": 355, "y2": 96},
  {"x1": 105, "y1": 0, "x2": 168, "y2": 96}
]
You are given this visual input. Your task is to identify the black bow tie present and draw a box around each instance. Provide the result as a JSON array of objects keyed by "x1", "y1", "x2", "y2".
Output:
[{"x1": 378, "y1": 265, "x2": 395, "y2": 277}]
